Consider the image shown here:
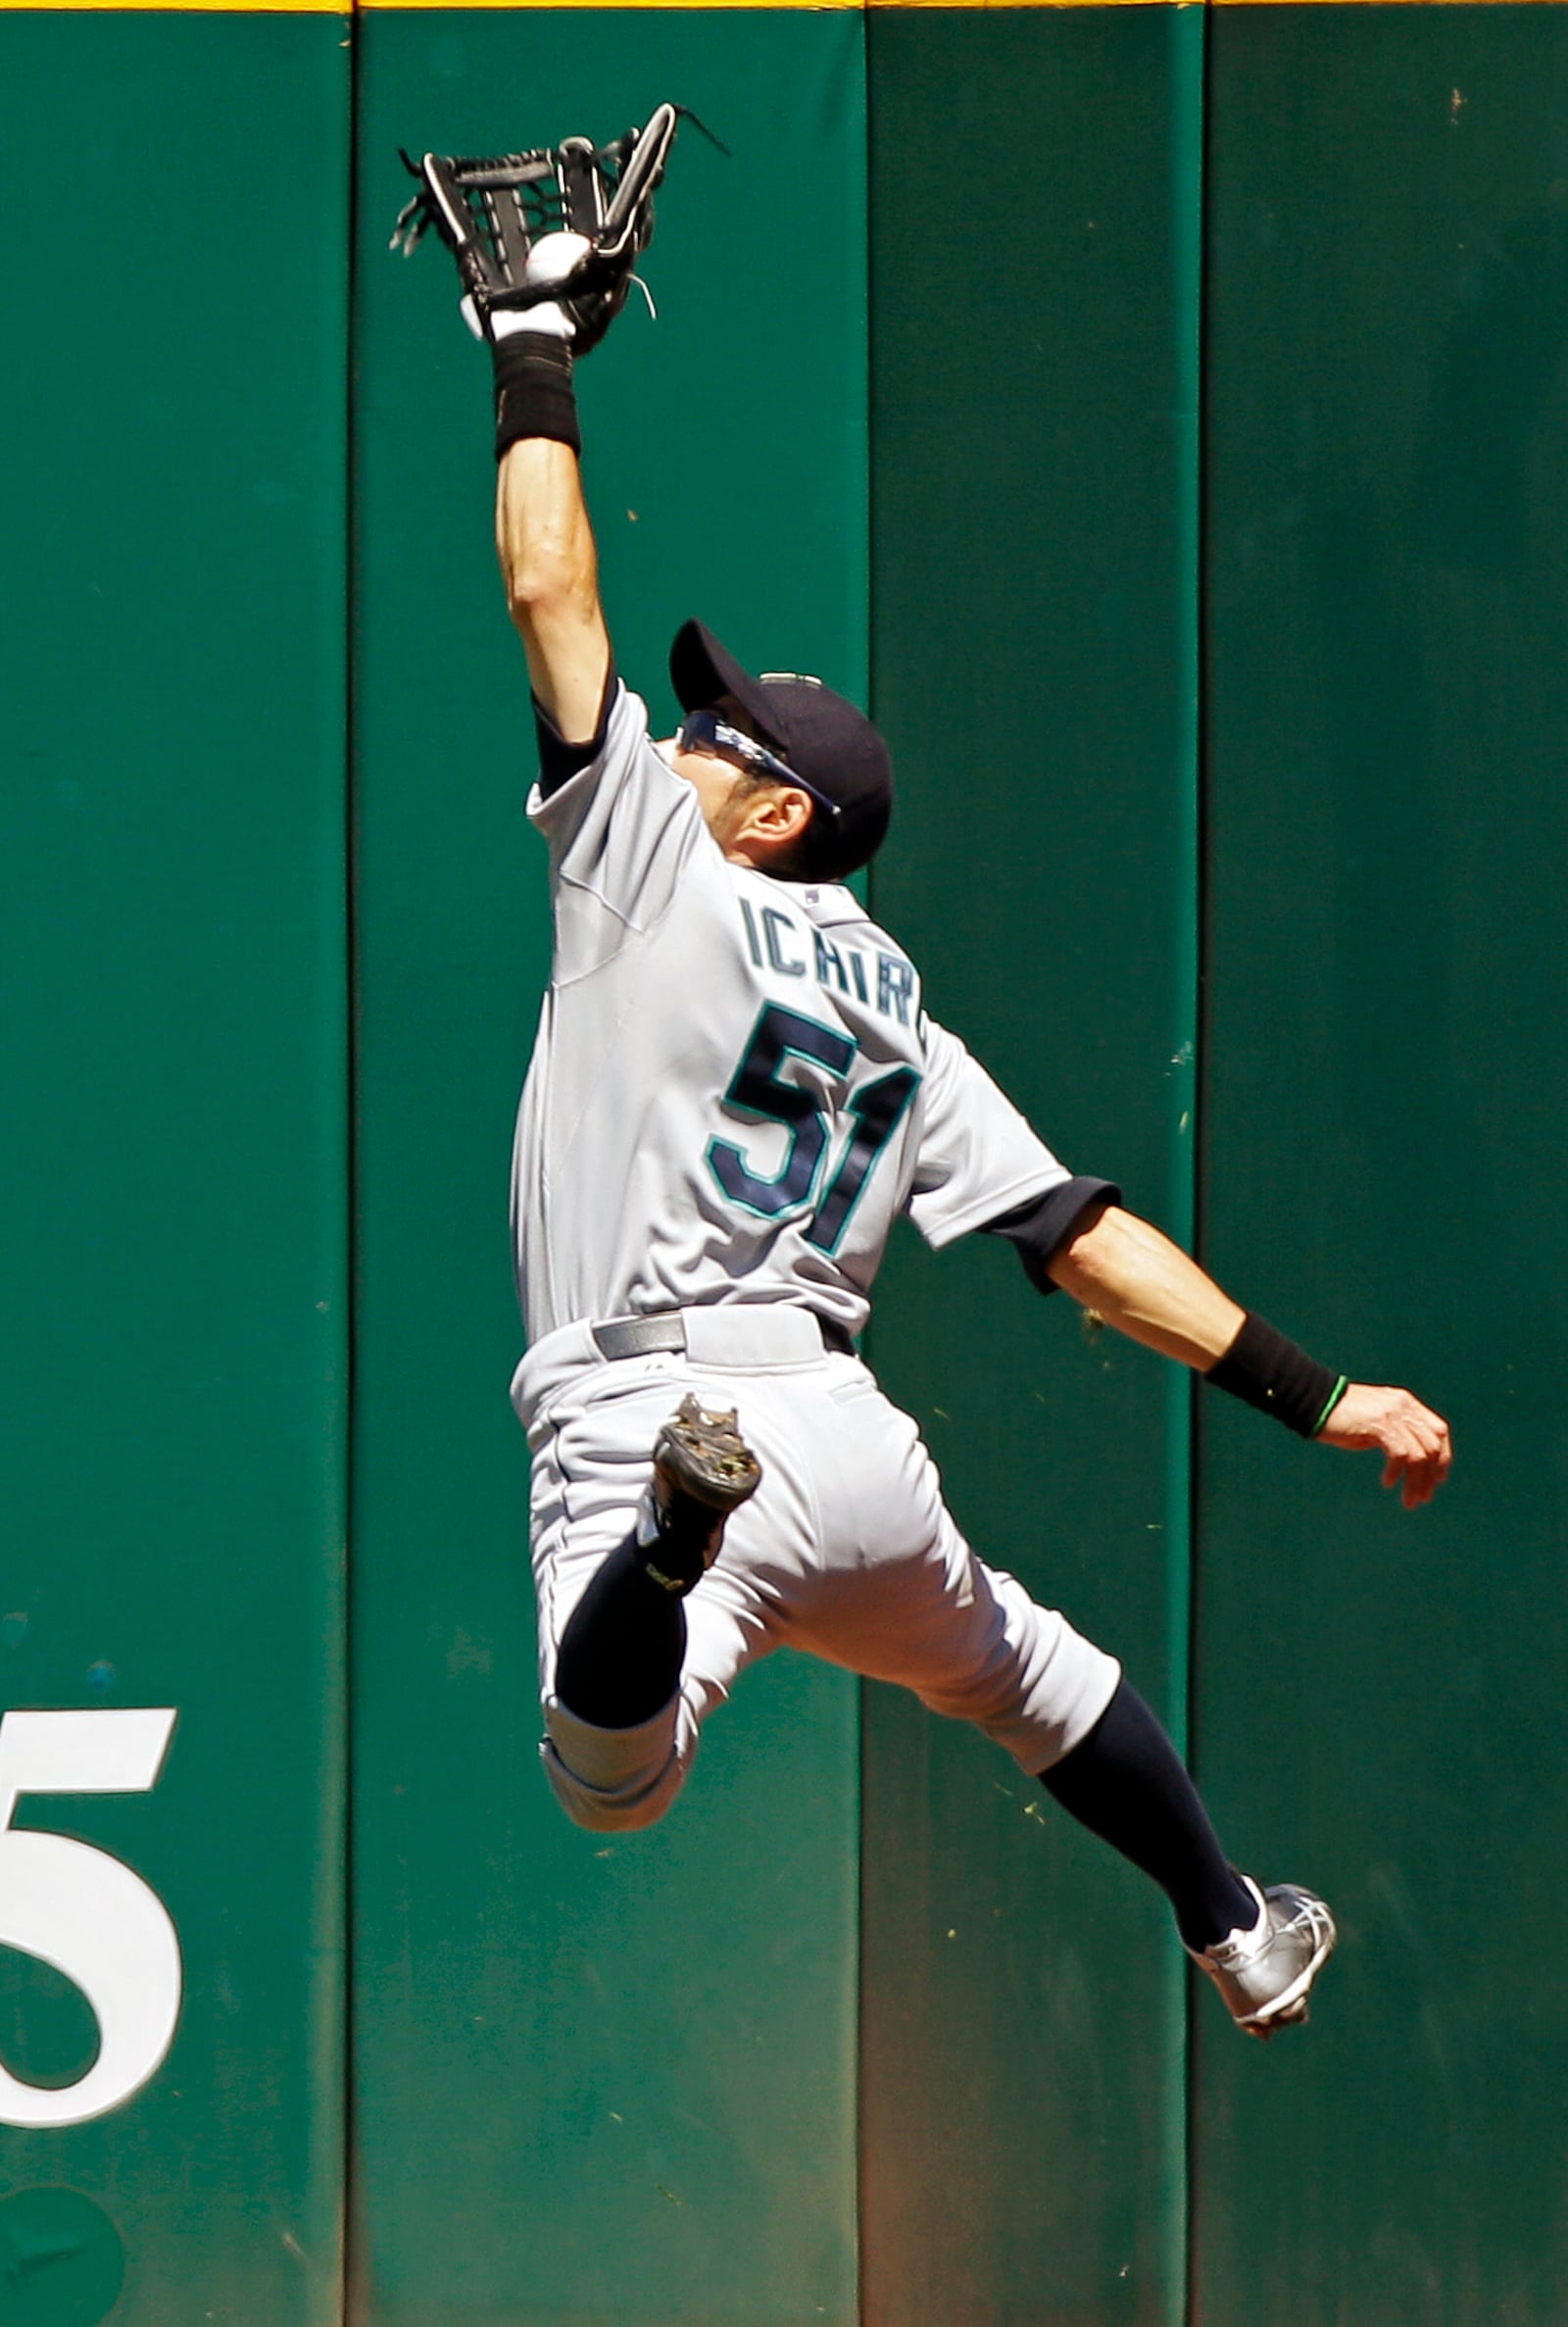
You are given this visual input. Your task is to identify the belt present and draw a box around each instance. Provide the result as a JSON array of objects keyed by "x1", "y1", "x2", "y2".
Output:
[{"x1": 590, "y1": 1310, "x2": 856, "y2": 1362}]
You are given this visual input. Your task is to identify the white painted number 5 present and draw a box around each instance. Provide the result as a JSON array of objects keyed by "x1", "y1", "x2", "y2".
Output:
[{"x1": 0, "y1": 1708, "x2": 181, "y2": 2128}]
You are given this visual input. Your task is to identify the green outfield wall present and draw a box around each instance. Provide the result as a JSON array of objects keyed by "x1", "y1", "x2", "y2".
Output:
[
  {"x1": 1, "y1": 5, "x2": 1565, "y2": 2324},
  {"x1": 1195, "y1": 16, "x2": 1568, "y2": 2322},
  {"x1": 0, "y1": 13, "x2": 350, "y2": 2326},
  {"x1": 859, "y1": 14, "x2": 1200, "y2": 2320}
]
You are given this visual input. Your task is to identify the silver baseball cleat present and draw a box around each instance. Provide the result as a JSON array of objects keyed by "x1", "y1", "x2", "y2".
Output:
[{"x1": 1188, "y1": 1877, "x2": 1338, "y2": 2039}]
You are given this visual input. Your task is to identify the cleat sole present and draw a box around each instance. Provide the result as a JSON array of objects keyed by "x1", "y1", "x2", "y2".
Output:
[{"x1": 654, "y1": 1396, "x2": 762, "y2": 1515}]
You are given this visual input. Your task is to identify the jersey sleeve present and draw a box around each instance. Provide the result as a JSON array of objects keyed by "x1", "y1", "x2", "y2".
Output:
[
  {"x1": 905, "y1": 1016, "x2": 1071, "y2": 1249},
  {"x1": 526, "y1": 681, "x2": 706, "y2": 964}
]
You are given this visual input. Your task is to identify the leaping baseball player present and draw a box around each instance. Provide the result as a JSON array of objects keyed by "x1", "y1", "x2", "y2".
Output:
[{"x1": 396, "y1": 109, "x2": 1451, "y2": 2039}]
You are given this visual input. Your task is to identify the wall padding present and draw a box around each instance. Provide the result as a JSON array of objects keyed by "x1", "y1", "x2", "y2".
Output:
[
  {"x1": 0, "y1": 15, "x2": 351, "y2": 2324},
  {"x1": 860, "y1": 13, "x2": 1202, "y2": 2322},
  {"x1": 1196, "y1": 13, "x2": 1568, "y2": 2322}
]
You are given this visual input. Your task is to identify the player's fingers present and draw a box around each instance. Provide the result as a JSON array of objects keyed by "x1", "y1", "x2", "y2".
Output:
[
  {"x1": 1411, "y1": 1461, "x2": 1445, "y2": 1507},
  {"x1": 1393, "y1": 1424, "x2": 1451, "y2": 1507},
  {"x1": 1416, "y1": 1447, "x2": 1451, "y2": 1499},
  {"x1": 1406, "y1": 1416, "x2": 1451, "y2": 1484},
  {"x1": 1407, "y1": 1401, "x2": 1452, "y2": 1464},
  {"x1": 1382, "y1": 1437, "x2": 1430, "y2": 1504},
  {"x1": 1413, "y1": 1437, "x2": 1452, "y2": 1505},
  {"x1": 1380, "y1": 1396, "x2": 1454, "y2": 1500}
]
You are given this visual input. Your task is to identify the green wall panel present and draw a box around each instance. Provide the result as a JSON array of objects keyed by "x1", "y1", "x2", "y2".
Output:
[
  {"x1": 0, "y1": 14, "x2": 350, "y2": 2324},
  {"x1": 11, "y1": 15, "x2": 1555, "y2": 2321},
  {"x1": 861, "y1": 14, "x2": 1201, "y2": 2323},
  {"x1": 1196, "y1": 13, "x2": 1568, "y2": 2323},
  {"x1": 351, "y1": 21, "x2": 865, "y2": 2324}
]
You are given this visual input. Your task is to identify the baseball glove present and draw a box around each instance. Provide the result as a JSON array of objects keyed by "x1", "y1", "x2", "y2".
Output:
[{"x1": 390, "y1": 101, "x2": 682, "y2": 354}]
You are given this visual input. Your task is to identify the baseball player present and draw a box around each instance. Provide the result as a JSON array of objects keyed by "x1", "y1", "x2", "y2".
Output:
[{"x1": 401, "y1": 119, "x2": 1452, "y2": 2039}]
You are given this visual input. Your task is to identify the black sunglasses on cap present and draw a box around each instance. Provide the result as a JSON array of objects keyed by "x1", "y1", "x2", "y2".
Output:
[{"x1": 676, "y1": 709, "x2": 843, "y2": 824}]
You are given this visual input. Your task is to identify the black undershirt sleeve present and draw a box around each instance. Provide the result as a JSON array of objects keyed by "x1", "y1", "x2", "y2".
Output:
[
  {"x1": 981, "y1": 1175, "x2": 1123, "y2": 1296},
  {"x1": 533, "y1": 666, "x2": 618, "y2": 799}
]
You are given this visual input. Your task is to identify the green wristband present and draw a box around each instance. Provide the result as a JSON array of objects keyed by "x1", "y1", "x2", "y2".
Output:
[{"x1": 1310, "y1": 1376, "x2": 1350, "y2": 1438}]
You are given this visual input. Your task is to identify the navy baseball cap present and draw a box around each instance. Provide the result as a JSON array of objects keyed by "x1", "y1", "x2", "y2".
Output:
[{"x1": 669, "y1": 618, "x2": 893, "y2": 881}]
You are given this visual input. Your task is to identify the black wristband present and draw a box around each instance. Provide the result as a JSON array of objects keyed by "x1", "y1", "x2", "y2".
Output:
[
  {"x1": 491, "y1": 331, "x2": 580, "y2": 460},
  {"x1": 1205, "y1": 1312, "x2": 1348, "y2": 1439}
]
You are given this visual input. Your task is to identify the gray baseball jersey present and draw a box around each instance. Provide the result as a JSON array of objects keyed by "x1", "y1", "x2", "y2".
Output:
[{"x1": 511, "y1": 681, "x2": 1072, "y2": 1347}]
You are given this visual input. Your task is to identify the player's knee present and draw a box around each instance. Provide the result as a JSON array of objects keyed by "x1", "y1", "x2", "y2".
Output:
[
  {"x1": 547, "y1": 1774, "x2": 677, "y2": 1835},
  {"x1": 539, "y1": 1694, "x2": 686, "y2": 1832}
]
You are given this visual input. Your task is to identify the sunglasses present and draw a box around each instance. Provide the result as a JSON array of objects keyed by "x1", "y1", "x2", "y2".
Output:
[{"x1": 677, "y1": 709, "x2": 842, "y2": 824}]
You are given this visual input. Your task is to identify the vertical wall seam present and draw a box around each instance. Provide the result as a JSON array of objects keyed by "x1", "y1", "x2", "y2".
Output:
[
  {"x1": 340, "y1": 2, "x2": 362, "y2": 2318},
  {"x1": 1167, "y1": 4, "x2": 1208, "y2": 2319},
  {"x1": 1166, "y1": 0, "x2": 1204, "y2": 1766},
  {"x1": 1183, "y1": 3, "x2": 1215, "y2": 2319},
  {"x1": 856, "y1": 35, "x2": 874, "y2": 2325}
]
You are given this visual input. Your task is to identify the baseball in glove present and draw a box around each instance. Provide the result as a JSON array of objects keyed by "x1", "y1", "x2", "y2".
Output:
[{"x1": 390, "y1": 102, "x2": 683, "y2": 356}]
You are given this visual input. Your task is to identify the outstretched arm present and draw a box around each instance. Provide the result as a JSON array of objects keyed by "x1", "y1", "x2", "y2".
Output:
[
  {"x1": 398, "y1": 115, "x2": 681, "y2": 743},
  {"x1": 1047, "y1": 1202, "x2": 1452, "y2": 1509},
  {"x1": 495, "y1": 435, "x2": 612, "y2": 744}
]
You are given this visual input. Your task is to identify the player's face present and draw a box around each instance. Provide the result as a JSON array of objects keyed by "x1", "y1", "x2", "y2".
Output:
[
  {"x1": 662, "y1": 698, "x2": 816, "y2": 866},
  {"x1": 660, "y1": 695, "x2": 758, "y2": 838},
  {"x1": 664, "y1": 738, "x2": 747, "y2": 831}
]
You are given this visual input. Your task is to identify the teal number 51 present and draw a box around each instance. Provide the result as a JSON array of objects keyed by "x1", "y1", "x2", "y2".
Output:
[{"x1": 706, "y1": 1004, "x2": 921, "y2": 1254}]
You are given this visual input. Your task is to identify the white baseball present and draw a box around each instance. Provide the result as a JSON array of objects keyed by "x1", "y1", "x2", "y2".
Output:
[{"x1": 524, "y1": 230, "x2": 593, "y2": 291}]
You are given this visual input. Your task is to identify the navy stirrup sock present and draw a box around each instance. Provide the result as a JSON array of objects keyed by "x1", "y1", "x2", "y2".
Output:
[
  {"x1": 1041, "y1": 1678, "x2": 1256, "y2": 1952},
  {"x1": 558, "y1": 1570, "x2": 1257, "y2": 1949},
  {"x1": 554, "y1": 1536, "x2": 686, "y2": 1730}
]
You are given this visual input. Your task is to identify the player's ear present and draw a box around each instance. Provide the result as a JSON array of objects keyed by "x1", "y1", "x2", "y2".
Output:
[
  {"x1": 758, "y1": 790, "x2": 812, "y2": 864},
  {"x1": 734, "y1": 783, "x2": 812, "y2": 867},
  {"x1": 771, "y1": 788, "x2": 813, "y2": 846}
]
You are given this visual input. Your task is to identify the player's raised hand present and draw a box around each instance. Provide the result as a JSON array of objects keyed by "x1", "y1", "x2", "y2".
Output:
[
  {"x1": 1315, "y1": 1384, "x2": 1452, "y2": 1509},
  {"x1": 390, "y1": 103, "x2": 681, "y2": 355}
]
